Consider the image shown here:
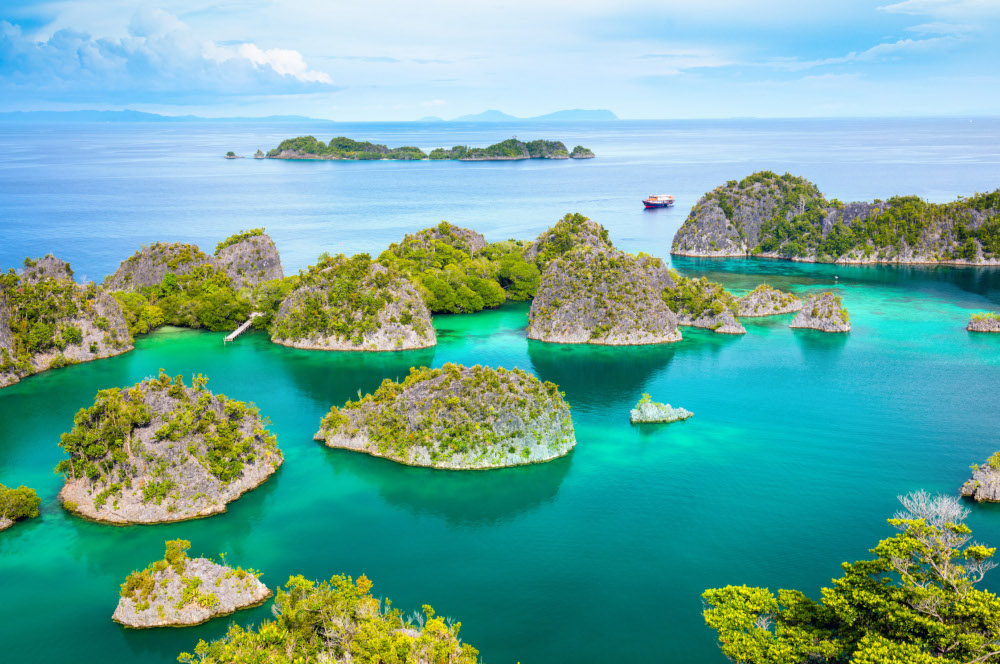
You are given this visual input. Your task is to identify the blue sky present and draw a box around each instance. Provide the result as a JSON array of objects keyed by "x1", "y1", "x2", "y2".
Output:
[{"x1": 2, "y1": 0, "x2": 999, "y2": 119}]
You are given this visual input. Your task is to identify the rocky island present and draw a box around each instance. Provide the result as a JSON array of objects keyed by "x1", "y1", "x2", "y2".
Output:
[
  {"x1": 630, "y1": 394, "x2": 693, "y2": 424},
  {"x1": 114, "y1": 539, "x2": 270, "y2": 628},
  {"x1": 271, "y1": 253, "x2": 435, "y2": 351},
  {"x1": 267, "y1": 135, "x2": 595, "y2": 160},
  {"x1": 968, "y1": 312, "x2": 1000, "y2": 333},
  {"x1": 662, "y1": 273, "x2": 746, "y2": 334},
  {"x1": 671, "y1": 171, "x2": 1000, "y2": 264},
  {"x1": 528, "y1": 245, "x2": 682, "y2": 345},
  {"x1": 314, "y1": 363, "x2": 575, "y2": 469},
  {"x1": 962, "y1": 453, "x2": 1000, "y2": 502},
  {"x1": 0, "y1": 484, "x2": 41, "y2": 531},
  {"x1": 56, "y1": 371, "x2": 282, "y2": 524},
  {"x1": 1, "y1": 255, "x2": 133, "y2": 388},
  {"x1": 789, "y1": 292, "x2": 851, "y2": 332},
  {"x1": 736, "y1": 284, "x2": 803, "y2": 317}
]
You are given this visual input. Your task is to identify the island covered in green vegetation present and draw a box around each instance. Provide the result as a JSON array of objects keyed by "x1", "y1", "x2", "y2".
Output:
[
  {"x1": 0, "y1": 483, "x2": 40, "y2": 531},
  {"x1": 672, "y1": 170, "x2": 1000, "y2": 264},
  {"x1": 265, "y1": 136, "x2": 595, "y2": 160}
]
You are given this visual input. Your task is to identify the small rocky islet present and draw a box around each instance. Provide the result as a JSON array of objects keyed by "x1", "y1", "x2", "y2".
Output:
[
  {"x1": 736, "y1": 284, "x2": 803, "y2": 317},
  {"x1": 789, "y1": 292, "x2": 851, "y2": 332},
  {"x1": 56, "y1": 371, "x2": 282, "y2": 524},
  {"x1": 968, "y1": 312, "x2": 1000, "y2": 333},
  {"x1": 662, "y1": 273, "x2": 746, "y2": 335},
  {"x1": 114, "y1": 539, "x2": 270, "y2": 628},
  {"x1": 962, "y1": 453, "x2": 1000, "y2": 502},
  {"x1": 314, "y1": 363, "x2": 575, "y2": 469},
  {"x1": 630, "y1": 394, "x2": 693, "y2": 424}
]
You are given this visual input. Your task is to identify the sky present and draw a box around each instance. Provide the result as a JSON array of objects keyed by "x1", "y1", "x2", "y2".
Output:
[{"x1": 1, "y1": 0, "x2": 1000, "y2": 120}]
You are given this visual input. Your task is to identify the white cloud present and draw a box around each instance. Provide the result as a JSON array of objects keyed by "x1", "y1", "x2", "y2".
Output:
[
  {"x1": 769, "y1": 36, "x2": 955, "y2": 71},
  {"x1": 879, "y1": 0, "x2": 1000, "y2": 18},
  {"x1": 206, "y1": 42, "x2": 332, "y2": 84}
]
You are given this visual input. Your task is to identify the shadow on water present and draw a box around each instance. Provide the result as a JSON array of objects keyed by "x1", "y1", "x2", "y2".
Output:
[
  {"x1": 791, "y1": 328, "x2": 850, "y2": 364},
  {"x1": 527, "y1": 339, "x2": 678, "y2": 411},
  {"x1": 272, "y1": 341, "x2": 437, "y2": 407},
  {"x1": 672, "y1": 256, "x2": 1000, "y2": 308},
  {"x1": 319, "y1": 446, "x2": 573, "y2": 526}
]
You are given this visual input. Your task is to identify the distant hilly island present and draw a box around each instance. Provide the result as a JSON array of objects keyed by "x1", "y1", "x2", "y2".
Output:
[{"x1": 0, "y1": 109, "x2": 617, "y2": 123}]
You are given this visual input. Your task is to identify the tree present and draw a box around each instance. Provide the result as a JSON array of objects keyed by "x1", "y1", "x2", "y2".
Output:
[
  {"x1": 703, "y1": 491, "x2": 1000, "y2": 664},
  {"x1": 0, "y1": 484, "x2": 41, "y2": 522}
]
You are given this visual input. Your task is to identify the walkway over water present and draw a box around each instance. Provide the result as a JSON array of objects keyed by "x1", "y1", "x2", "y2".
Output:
[{"x1": 224, "y1": 312, "x2": 262, "y2": 342}]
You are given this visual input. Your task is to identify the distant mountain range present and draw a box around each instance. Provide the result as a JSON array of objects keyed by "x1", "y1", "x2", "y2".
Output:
[{"x1": 0, "y1": 108, "x2": 618, "y2": 123}]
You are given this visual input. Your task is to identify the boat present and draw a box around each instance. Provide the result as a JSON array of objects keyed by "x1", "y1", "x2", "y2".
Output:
[{"x1": 643, "y1": 194, "x2": 674, "y2": 209}]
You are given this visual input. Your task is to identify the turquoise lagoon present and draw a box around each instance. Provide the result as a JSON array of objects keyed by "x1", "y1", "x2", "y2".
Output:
[{"x1": 1, "y1": 118, "x2": 999, "y2": 662}]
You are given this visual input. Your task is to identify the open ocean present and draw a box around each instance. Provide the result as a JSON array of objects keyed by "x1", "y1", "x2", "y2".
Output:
[{"x1": 1, "y1": 117, "x2": 999, "y2": 663}]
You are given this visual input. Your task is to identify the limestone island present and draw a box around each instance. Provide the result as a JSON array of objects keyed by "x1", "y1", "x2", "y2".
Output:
[
  {"x1": 0, "y1": 484, "x2": 41, "y2": 531},
  {"x1": 671, "y1": 171, "x2": 1000, "y2": 265},
  {"x1": 224, "y1": 152, "x2": 243, "y2": 159},
  {"x1": 1, "y1": 254, "x2": 133, "y2": 388},
  {"x1": 962, "y1": 454, "x2": 1000, "y2": 502},
  {"x1": 314, "y1": 363, "x2": 575, "y2": 469},
  {"x1": 271, "y1": 253, "x2": 435, "y2": 351},
  {"x1": 529, "y1": 244, "x2": 682, "y2": 345},
  {"x1": 266, "y1": 135, "x2": 595, "y2": 161},
  {"x1": 114, "y1": 539, "x2": 270, "y2": 628},
  {"x1": 630, "y1": 394, "x2": 693, "y2": 424},
  {"x1": 789, "y1": 292, "x2": 851, "y2": 332},
  {"x1": 56, "y1": 371, "x2": 283, "y2": 524},
  {"x1": 736, "y1": 284, "x2": 803, "y2": 317},
  {"x1": 968, "y1": 312, "x2": 1000, "y2": 333},
  {"x1": 663, "y1": 272, "x2": 746, "y2": 334}
]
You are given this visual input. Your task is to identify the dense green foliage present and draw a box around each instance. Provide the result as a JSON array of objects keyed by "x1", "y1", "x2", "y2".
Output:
[
  {"x1": 271, "y1": 252, "x2": 431, "y2": 344},
  {"x1": 703, "y1": 491, "x2": 1000, "y2": 663},
  {"x1": 662, "y1": 270, "x2": 737, "y2": 319},
  {"x1": 215, "y1": 229, "x2": 265, "y2": 255},
  {"x1": 972, "y1": 312, "x2": 1000, "y2": 322},
  {"x1": 378, "y1": 221, "x2": 539, "y2": 313},
  {"x1": 0, "y1": 484, "x2": 41, "y2": 523},
  {"x1": 56, "y1": 370, "x2": 280, "y2": 495},
  {"x1": 319, "y1": 363, "x2": 572, "y2": 465},
  {"x1": 109, "y1": 243, "x2": 252, "y2": 333},
  {"x1": 178, "y1": 573, "x2": 479, "y2": 664},
  {"x1": 267, "y1": 135, "x2": 427, "y2": 160}
]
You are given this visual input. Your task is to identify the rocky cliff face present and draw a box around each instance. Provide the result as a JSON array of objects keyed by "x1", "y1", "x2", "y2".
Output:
[
  {"x1": 524, "y1": 213, "x2": 616, "y2": 270},
  {"x1": 736, "y1": 284, "x2": 803, "y2": 317},
  {"x1": 106, "y1": 243, "x2": 216, "y2": 291},
  {"x1": 789, "y1": 292, "x2": 851, "y2": 332},
  {"x1": 57, "y1": 372, "x2": 282, "y2": 524},
  {"x1": 315, "y1": 363, "x2": 575, "y2": 469},
  {"x1": 663, "y1": 274, "x2": 746, "y2": 334},
  {"x1": 215, "y1": 233, "x2": 284, "y2": 290},
  {"x1": 672, "y1": 171, "x2": 1000, "y2": 265},
  {"x1": 528, "y1": 246, "x2": 681, "y2": 345},
  {"x1": 271, "y1": 254, "x2": 435, "y2": 351},
  {"x1": 114, "y1": 540, "x2": 270, "y2": 628},
  {"x1": 967, "y1": 313, "x2": 1000, "y2": 333},
  {"x1": 1, "y1": 259, "x2": 133, "y2": 389}
]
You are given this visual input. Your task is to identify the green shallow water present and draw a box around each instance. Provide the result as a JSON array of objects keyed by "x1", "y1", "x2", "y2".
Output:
[{"x1": 2, "y1": 259, "x2": 1000, "y2": 663}]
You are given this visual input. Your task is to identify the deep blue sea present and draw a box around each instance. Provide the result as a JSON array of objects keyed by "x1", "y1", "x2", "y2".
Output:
[{"x1": 1, "y1": 118, "x2": 999, "y2": 664}]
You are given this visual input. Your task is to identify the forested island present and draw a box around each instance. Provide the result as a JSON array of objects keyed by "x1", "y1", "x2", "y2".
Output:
[
  {"x1": 672, "y1": 171, "x2": 1000, "y2": 264},
  {"x1": 264, "y1": 136, "x2": 595, "y2": 160}
]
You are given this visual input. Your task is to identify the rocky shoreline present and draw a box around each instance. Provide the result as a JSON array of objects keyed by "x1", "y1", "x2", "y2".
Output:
[
  {"x1": 968, "y1": 313, "x2": 1000, "y2": 333},
  {"x1": 789, "y1": 293, "x2": 851, "y2": 332}
]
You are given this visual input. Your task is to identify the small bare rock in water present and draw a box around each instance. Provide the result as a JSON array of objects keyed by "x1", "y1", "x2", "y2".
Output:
[{"x1": 630, "y1": 394, "x2": 693, "y2": 424}]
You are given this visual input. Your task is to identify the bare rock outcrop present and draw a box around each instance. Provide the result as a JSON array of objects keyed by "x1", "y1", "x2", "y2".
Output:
[
  {"x1": 57, "y1": 371, "x2": 282, "y2": 524},
  {"x1": 736, "y1": 284, "x2": 803, "y2": 317},
  {"x1": 271, "y1": 254, "x2": 435, "y2": 351},
  {"x1": 528, "y1": 246, "x2": 681, "y2": 345},
  {"x1": 215, "y1": 231, "x2": 284, "y2": 290},
  {"x1": 315, "y1": 363, "x2": 575, "y2": 469},
  {"x1": 789, "y1": 292, "x2": 851, "y2": 332},
  {"x1": 629, "y1": 394, "x2": 693, "y2": 424},
  {"x1": 114, "y1": 540, "x2": 270, "y2": 628}
]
